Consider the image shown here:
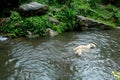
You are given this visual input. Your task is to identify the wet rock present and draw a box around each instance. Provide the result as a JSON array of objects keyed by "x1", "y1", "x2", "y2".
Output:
[
  {"x1": 26, "y1": 31, "x2": 39, "y2": 39},
  {"x1": 49, "y1": 17, "x2": 61, "y2": 25},
  {"x1": 18, "y1": 2, "x2": 49, "y2": 17},
  {"x1": 0, "y1": 36, "x2": 8, "y2": 41},
  {"x1": 116, "y1": 26, "x2": 120, "y2": 29},
  {"x1": 77, "y1": 15, "x2": 113, "y2": 30},
  {"x1": 46, "y1": 28, "x2": 58, "y2": 37},
  {"x1": 14, "y1": 23, "x2": 21, "y2": 27}
]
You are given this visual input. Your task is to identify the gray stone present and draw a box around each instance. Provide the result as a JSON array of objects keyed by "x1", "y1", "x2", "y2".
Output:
[
  {"x1": 49, "y1": 17, "x2": 61, "y2": 25},
  {"x1": 18, "y1": 2, "x2": 49, "y2": 17},
  {"x1": 0, "y1": 36, "x2": 8, "y2": 41},
  {"x1": 77, "y1": 15, "x2": 113, "y2": 30},
  {"x1": 46, "y1": 28, "x2": 58, "y2": 37},
  {"x1": 26, "y1": 31, "x2": 39, "y2": 39}
]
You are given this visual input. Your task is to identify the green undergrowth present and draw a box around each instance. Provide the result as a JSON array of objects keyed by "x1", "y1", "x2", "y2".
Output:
[
  {"x1": 0, "y1": 11, "x2": 51, "y2": 37},
  {"x1": 112, "y1": 71, "x2": 120, "y2": 80},
  {"x1": 1, "y1": 0, "x2": 120, "y2": 37}
]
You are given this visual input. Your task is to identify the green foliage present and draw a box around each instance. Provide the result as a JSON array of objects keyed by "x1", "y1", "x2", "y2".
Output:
[
  {"x1": 22, "y1": 15, "x2": 51, "y2": 36},
  {"x1": 72, "y1": 0, "x2": 120, "y2": 27},
  {"x1": 0, "y1": 11, "x2": 51, "y2": 37},
  {"x1": 1, "y1": 0, "x2": 120, "y2": 37},
  {"x1": 112, "y1": 71, "x2": 120, "y2": 80},
  {"x1": 49, "y1": 6, "x2": 77, "y2": 31},
  {"x1": 0, "y1": 11, "x2": 24, "y2": 37},
  {"x1": 51, "y1": 23, "x2": 66, "y2": 33}
]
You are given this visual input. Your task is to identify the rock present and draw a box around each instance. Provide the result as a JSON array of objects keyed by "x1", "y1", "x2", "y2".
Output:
[
  {"x1": 46, "y1": 28, "x2": 58, "y2": 37},
  {"x1": 116, "y1": 26, "x2": 120, "y2": 29},
  {"x1": 26, "y1": 31, "x2": 39, "y2": 39},
  {"x1": 18, "y1": 2, "x2": 49, "y2": 17},
  {"x1": 14, "y1": 23, "x2": 21, "y2": 27},
  {"x1": 49, "y1": 17, "x2": 61, "y2": 25},
  {"x1": 0, "y1": 36, "x2": 8, "y2": 41},
  {"x1": 77, "y1": 15, "x2": 113, "y2": 30}
]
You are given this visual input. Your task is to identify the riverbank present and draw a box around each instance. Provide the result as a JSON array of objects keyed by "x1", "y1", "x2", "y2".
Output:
[{"x1": 0, "y1": 0, "x2": 120, "y2": 38}]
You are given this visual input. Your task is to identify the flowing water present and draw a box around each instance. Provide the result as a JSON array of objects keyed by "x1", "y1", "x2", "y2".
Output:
[{"x1": 0, "y1": 29, "x2": 120, "y2": 80}]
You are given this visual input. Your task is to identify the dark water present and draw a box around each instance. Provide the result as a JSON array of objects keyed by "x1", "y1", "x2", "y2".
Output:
[{"x1": 0, "y1": 29, "x2": 120, "y2": 80}]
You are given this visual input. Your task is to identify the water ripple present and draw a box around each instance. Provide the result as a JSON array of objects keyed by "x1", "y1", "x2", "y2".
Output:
[{"x1": 1, "y1": 30, "x2": 120, "y2": 80}]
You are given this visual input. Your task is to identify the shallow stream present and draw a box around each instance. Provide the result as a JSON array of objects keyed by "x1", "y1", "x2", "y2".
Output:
[{"x1": 0, "y1": 30, "x2": 120, "y2": 80}]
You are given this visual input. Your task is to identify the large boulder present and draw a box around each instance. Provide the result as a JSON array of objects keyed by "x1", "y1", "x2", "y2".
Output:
[
  {"x1": 18, "y1": 2, "x2": 49, "y2": 17},
  {"x1": 77, "y1": 15, "x2": 113, "y2": 30}
]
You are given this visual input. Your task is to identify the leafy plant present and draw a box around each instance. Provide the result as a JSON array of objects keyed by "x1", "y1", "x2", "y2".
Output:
[
  {"x1": 0, "y1": 11, "x2": 52, "y2": 37},
  {"x1": 112, "y1": 71, "x2": 120, "y2": 80},
  {"x1": 22, "y1": 15, "x2": 51, "y2": 36},
  {"x1": 51, "y1": 6, "x2": 77, "y2": 31},
  {"x1": 0, "y1": 11, "x2": 23, "y2": 37}
]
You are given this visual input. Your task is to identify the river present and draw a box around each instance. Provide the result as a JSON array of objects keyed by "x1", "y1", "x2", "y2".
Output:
[{"x1": 0, "y1": 29, "x2": 120, "y2": 80}]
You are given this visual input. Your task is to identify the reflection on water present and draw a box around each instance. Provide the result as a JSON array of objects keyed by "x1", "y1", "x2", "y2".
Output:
[{"x1": 1, "y1": 30, "x2": 120, "y2": 80}]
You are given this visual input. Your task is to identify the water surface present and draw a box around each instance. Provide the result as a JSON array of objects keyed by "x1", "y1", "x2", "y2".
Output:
[{"x1": 0, "y1": 30, "x2": 120, "y2": 80}]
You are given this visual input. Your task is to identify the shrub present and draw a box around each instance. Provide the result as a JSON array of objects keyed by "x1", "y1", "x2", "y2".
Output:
[
  {"x1": 112, "y1": 71, "x2": 120, "y2": 80},
  {"x1": 50, "y1": 6, "x2": 77, "y2": 31},
  {"x1": 22, "y1": 15, "x2": 51, "y2": 36},
  {"x1": 0, "y1": 11, "x2": 51, "y2": 37}
]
